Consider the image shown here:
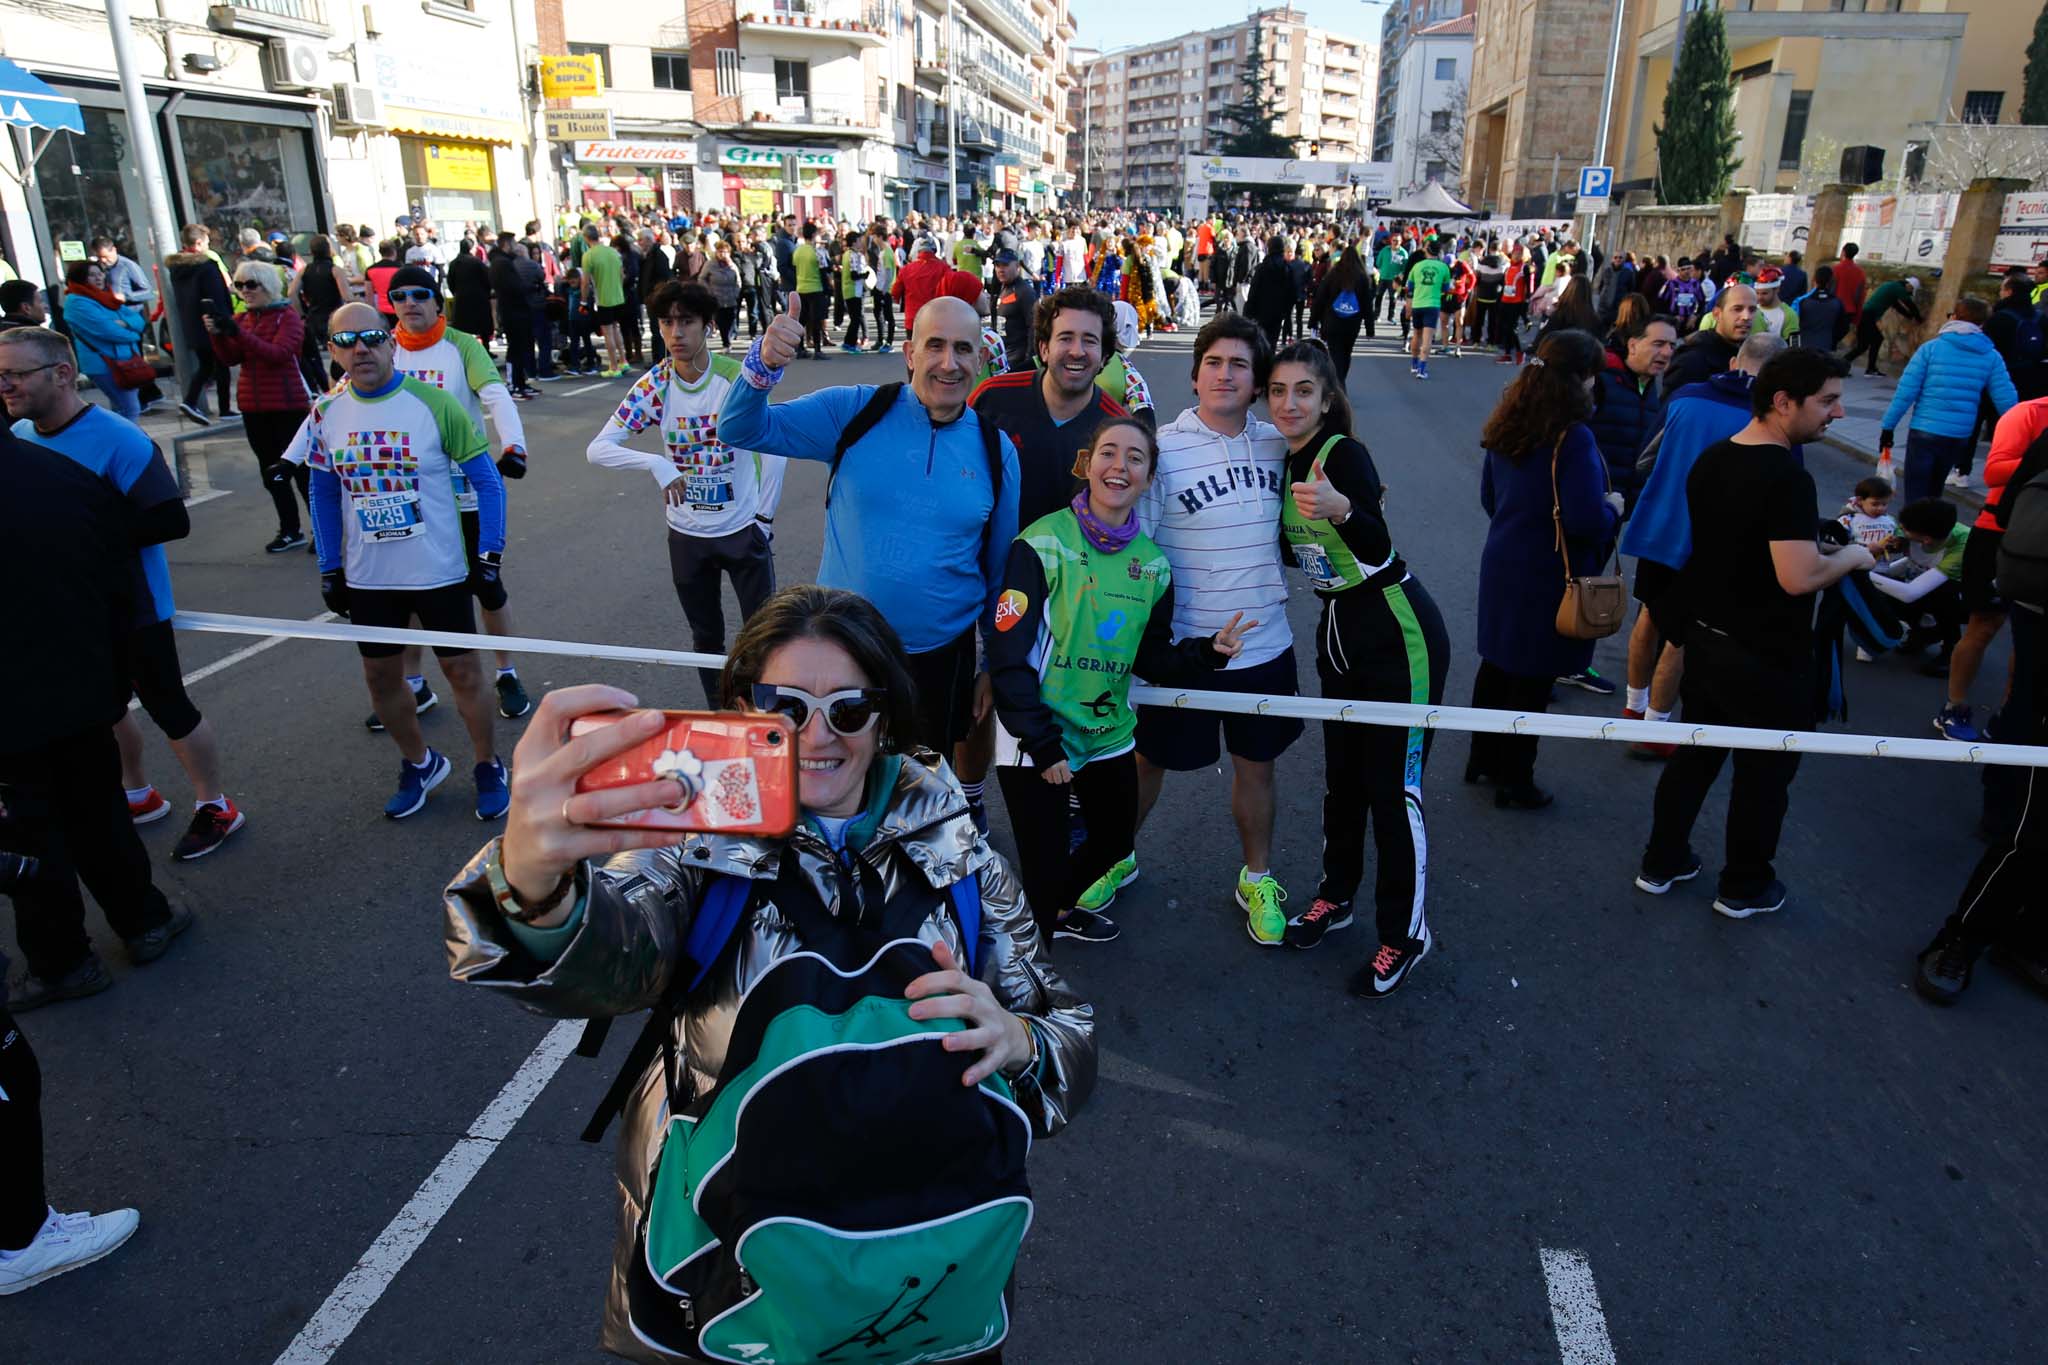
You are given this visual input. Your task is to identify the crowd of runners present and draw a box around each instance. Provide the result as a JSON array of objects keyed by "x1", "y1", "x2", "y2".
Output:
[{"x1": 3, "y1": 198, "x2": 2044, "y2": 1344}]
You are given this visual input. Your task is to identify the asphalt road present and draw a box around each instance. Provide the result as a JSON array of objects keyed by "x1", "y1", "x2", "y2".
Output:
[{"x1": 8, "y1": 320, "x2": 2045, "y2": 1364}]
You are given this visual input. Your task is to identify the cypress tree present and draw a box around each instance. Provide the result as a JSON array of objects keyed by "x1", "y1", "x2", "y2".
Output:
[
  {"x1": 1215, "y1": 24, "x2": 1298, "y2": 208},
  {"x1": 1654, "y1": 9, "x2": 1742, "y2": 204},
  {"x1": 2024, "y1": 1, "x2": 2048, "y2": 126}
]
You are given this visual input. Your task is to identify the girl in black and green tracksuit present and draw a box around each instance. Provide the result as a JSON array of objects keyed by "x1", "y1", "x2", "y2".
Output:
[
  {"x1": 1267, "y1": 342, "x2": 1451, "y2": 998},
  {"x1": 990, "y1": 419, "x2": 1243, "y2": 944}
]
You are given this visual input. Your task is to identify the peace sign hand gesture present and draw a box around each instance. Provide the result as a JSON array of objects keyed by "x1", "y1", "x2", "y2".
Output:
[{"x1": 1212, "y1": 611, "x2": 1256, "y2": 660}]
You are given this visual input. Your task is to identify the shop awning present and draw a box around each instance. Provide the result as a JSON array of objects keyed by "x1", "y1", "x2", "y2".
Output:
[{"x1": 0, "y1": 59, "x2": 84, "y2": 134}]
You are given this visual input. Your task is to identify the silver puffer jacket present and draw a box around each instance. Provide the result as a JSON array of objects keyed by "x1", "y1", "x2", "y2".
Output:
[{"x1": 443, "y1": 751, "x2": 1095, "y2": 1364}]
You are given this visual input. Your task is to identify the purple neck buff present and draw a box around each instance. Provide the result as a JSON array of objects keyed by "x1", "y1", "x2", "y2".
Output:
[{"x1": 1071, "y1": 488, "x2": 1140, "y2": 554}]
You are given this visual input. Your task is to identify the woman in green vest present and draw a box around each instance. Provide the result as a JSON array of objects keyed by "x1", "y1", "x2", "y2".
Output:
[
  {"x1": 989, "y1": 419, "x2": 1247, "y2": 945},
  {"x1": 1266, "y1": 340, "x2": 1451, "y2": 1000}
]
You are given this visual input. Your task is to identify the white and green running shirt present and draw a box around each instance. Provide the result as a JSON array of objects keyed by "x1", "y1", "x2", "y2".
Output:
[
  {"x1": 393, "y1": 321, "x2": 524, "y2": 512},
  {"x1": 586, "y1": 353, "x2": 787, "y2": 538}
]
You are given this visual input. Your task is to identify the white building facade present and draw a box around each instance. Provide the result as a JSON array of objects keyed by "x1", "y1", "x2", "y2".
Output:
[
  {"x1": 1383, "y1": 14, "x2": 1472, "y2": 196},
  {"x1": 1077, "y1": 7, "x2": 1375, "y2": 213},
  {"x1": 0, "y1": 0, "x2": 546, "y2": 289}
]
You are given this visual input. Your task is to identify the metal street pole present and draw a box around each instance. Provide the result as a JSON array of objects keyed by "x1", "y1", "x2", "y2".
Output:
[
  {"x1": 1081, "y1": 81, "x2": 1089, "y2": 209},
  {"x1": 104, "y1": 0, "x2": 191, "y2": 413},
  {"x1": 946, "y1": 0, "x2": 960, "y2": 219},
  {"x1": 1586, "y1": 0, "x2": 1628, "y2": 253}
]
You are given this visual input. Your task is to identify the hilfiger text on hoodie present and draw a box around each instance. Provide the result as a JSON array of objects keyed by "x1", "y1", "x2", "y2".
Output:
[{"x1": 1137, "y1": 406, "x2": 1293, "y2": 670}]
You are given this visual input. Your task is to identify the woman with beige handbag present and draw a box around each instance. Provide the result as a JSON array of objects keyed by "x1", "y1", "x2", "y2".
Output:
[{"x1": 1467, "y1": 329, "x2": 1625, "y2": 810}]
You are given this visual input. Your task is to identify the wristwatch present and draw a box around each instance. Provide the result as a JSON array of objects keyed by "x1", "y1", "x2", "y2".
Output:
[{"x1": 484, "y1": 843, "x2": 578, "y2": 924}]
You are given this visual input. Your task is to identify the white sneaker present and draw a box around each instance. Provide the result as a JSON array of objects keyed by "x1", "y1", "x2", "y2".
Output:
[
  {"x1": 1854, "y1": 646, "x2": 1874, "y2": 663},
  {"x1": 1945, "y1": 470, "x2": 1970, "y2": 488},
  {"x1": 0, "y1": 1206, "x2": 140, "y2": 1295}
]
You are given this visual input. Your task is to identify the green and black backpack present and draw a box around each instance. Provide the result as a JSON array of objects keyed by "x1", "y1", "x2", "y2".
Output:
[{"x1": 585, "y1": 860, "x2": 1033, "y2": 1364}]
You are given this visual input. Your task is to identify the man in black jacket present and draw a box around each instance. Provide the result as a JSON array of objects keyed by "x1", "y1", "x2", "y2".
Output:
[
  {"x1": 486, "y1": 234, "x2": 536, "y2": 396},
  {"x1": 772, "y1": 214, "x2": 800, "y2": 315},
  {"x1": 0, "y1": 415, "x2": 188, "y2": 1011},
  {"x1": 1662, "y1": 283, "x2": 1758, "y2": 395},
  {"x1": 1984, "y1": 267, "x2": 2048, "y2": 403}
]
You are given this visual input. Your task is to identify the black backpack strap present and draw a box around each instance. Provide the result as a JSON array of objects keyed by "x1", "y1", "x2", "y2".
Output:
[
  {"x1": 580, "y1": 871, "x2": 756, "y2": 1144},
  {"x1": 825, "y1": 382, "x2": 903, "y2": 509}
]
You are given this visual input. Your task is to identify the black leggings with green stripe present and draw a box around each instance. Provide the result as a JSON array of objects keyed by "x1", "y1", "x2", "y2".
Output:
[{"x1": 1314, "y1": 574, "x2": 1450, "y2": 946}]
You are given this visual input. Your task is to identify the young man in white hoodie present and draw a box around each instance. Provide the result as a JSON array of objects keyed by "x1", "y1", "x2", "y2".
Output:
[{"x1": 1072, "y1": 312, "x2": 1302, "y2": 945}]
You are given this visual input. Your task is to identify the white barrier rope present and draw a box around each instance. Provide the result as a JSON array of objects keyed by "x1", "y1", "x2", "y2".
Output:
[{"x1": 173, "y1": 610, "x2": 2048, "y2": 769}]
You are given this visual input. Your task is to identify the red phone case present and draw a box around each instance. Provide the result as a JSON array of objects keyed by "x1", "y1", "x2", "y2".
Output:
[{"x1": 570, "y1": 710, "x2": 799, "y2": 836}]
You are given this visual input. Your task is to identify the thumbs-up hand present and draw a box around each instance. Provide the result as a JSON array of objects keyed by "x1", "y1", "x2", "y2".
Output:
[
  {"x1": 1290, "y1": 474, "x2": 1351, "y2": 524},
  {"x1": 759, "y1": 313, "x2": 806, "y2": 370}
]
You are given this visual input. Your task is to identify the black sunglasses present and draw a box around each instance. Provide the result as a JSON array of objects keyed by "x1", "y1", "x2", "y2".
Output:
[
  {"x1": 749, "y1": 684, "x2": 886, "y2": 737},
  {"x1": 329, "y1": 329, "x2": 391, "y2": 350}
]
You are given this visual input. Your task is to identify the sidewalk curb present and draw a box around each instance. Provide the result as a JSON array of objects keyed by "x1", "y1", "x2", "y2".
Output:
[{"x1": 1819, "y1": 430, "x2": 1987, "y2": 513}]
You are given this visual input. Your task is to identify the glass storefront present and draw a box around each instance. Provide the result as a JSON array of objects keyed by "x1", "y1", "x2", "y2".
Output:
[
  {"x1": 21, "y1": 81, "x2": 325, "y2": 287},
  {"x1": 400, "y1": 136, "x2": 500, "y2": 236},
  {"x1": 34, "y1": 106, "x2": 145, "y2": 267},
  {"x1": 179, "y1": 115, "x2": 318, "y2": 243}
]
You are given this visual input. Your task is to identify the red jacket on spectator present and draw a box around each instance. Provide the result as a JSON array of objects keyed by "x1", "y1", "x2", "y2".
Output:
[
  {"x1": 891, "y1": 253, "x2": 983, "y2": 327},
  {"x1": 1980, "y1": 395, "x2": 2048, "y2": 532},
  {"x1": 210, "y1": 302, "x2": 310, "y2": 413},
  {"x1": 1833, "y1": 255, "x2": 1868, "y2": 323}
]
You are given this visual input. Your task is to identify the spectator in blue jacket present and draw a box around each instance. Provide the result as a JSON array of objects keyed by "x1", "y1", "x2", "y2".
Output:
[
  {"x1": 1617, "y1": 332, "x2": 1785, "y2": 751},
  {"x1": 56, "y1": 260, "x2": 147, "y2": 421},
  {"x1": 1589, "y1": 312, "x2": 1675, "y2": 505},
  {"x1": 718, "y1": 297, "x2": 1020, "y2": 755},
  {"x1": 1879, "y1": 295, "x2": 2018, "y2": 503},
  {"x1": 89, "y1": 236, "x2": 154, "y2": 311}
]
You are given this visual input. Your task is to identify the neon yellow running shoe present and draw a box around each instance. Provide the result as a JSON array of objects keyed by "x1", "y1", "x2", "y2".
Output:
[
  {"x1": 1076, "y1": 854, "x2": 1138, "y2": 913},
  {"x1": 1236, "y1": 868, "x2": 1288, "y2": 947}
]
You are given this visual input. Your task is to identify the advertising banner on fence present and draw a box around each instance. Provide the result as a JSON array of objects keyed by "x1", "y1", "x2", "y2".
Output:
[{"x1": 1992, "y1": 192, "x2": 2048, "y2": 268}]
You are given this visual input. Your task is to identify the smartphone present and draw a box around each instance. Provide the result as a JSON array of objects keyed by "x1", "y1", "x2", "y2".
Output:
[{"x1": 569, "y1": 709, "x2": 799, "y2": 836}]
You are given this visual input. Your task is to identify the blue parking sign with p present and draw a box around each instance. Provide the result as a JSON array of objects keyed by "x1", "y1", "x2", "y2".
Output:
[{"x1": 1578, "y1": 166, "x2": 1613, "y2": 201}]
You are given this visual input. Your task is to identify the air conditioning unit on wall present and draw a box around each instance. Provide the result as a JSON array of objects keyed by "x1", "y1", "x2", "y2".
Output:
[
  {"x1": 264, "y1": 38, "x2": 325, "y2": 93},
  {"x1": 331, "y1": 83, "x2": 385, "y2": 129}
]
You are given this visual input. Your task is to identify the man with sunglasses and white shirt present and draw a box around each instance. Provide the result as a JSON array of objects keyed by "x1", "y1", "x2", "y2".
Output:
[
  {"x1": 303, "y1": 303, "x2": 510, "y2": 821},
  {"x1": 379, "y1": 264, "x2": 533, "y2": 724}
]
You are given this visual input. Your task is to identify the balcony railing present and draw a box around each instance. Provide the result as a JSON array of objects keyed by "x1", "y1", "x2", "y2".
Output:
[
  {"x1": 962, "y1": 0, "x2": 1041, "y2": 53},
  {"x1": 208, "y1": 0, "x2": 328, "y2": 36},
  {"x1": 737, "y1": 93, "x2": 884, "y2": 130},
  {"x1": 738, "y1": 1, "x2": 889, "y2": 47}
]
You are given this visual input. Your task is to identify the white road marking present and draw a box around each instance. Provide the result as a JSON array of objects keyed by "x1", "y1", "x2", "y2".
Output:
[
  {"x1": 271, "y1": 1020, "x2": 584, "y2": 1364},
  {"x1": 132, "y1": 611, "x2": 338, "y2": 710},
  {"x1": 561, "y1": 380, "x2": 611, "y2": 395},
  {"x1": 185, "y1": 486, "x2": 233, "y2": 508},
  {"x1": 1540, "y1": 1247, "x2": 1618, "y2": 1365}
]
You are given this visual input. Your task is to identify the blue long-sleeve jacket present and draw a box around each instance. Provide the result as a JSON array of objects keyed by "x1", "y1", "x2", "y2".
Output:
[
  {"x1": 718, "y1": 369, "x2": 1020, "y2": 653},
  {"x1": 61, "y1": 294, "x2": 146, "y2": 385},
  {"x1": 1880, "y1": 325, "x2": 2017, "y2": 439},
  {"x1": 1619, "y1": 373, "x2": 1756, "y2": 571}
]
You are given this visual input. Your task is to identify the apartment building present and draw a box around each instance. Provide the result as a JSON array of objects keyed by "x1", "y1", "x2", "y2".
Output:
[
  {"x1": 1372, "y1": 0, "x2": 1477, "y2": 166},
  {"x1": 545, "y1": 0, "x2": 1078, "y2": 226},
  {"x1": 1382, "y1": 15, "x2": 1473, "y2": 197},
  {"x1": 1078, "y1": 7, "x2": 1376, "y2": 212}
]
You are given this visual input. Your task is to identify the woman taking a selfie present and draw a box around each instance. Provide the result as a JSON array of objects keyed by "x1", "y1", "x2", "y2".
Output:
[
  {"x1": 1264, "y1": 341, "x2": 1450, "y2": 997},
  {"x1": 444, "y1": 584, "x2": 1093, "y2": 1365},
  {"x1": 989, "y1": 418, "x2": 1248, "y2": 946}
]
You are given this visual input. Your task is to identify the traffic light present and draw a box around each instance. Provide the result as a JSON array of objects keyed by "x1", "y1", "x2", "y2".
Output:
[{"x1": 1308, "y1": 140, "x2": 1321, "y2": 158}]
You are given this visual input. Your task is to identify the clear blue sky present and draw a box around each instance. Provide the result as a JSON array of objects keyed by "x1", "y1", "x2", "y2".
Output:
[{"x1": 1067, "y1": 0, "x2": 1389, "y2": 56}]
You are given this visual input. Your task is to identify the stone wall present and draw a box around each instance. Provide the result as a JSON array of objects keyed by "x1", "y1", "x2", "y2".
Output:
[{"x1": 1600, "y1": 199, "x2": 1722, "y2": 268}]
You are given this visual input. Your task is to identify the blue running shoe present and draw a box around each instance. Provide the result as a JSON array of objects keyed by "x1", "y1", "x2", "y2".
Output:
[
  {"x1": 384, "y1": 749, "x2": 450, "y2": 819},
  {"x1": 474, "y1": 757, "x2": 510, "y2": 821}
]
